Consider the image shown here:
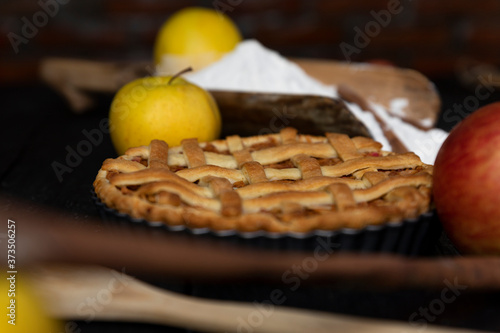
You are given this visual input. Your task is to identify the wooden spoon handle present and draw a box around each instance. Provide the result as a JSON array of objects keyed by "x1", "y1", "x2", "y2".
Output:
[
  {"x1": 10, "y1": 199, "x2": 500, "y2": 291},
  {"x1": 29, "y1": 264, "x2": 482, "y2": 333}
]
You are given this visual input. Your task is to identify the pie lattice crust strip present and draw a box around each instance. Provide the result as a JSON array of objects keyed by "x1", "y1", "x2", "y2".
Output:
[{"x1": 94, "y1": 127, "x2": 433, "y2": 233}]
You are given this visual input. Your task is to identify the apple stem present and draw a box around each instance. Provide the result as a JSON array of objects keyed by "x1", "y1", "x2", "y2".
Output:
[{"x1": 168, "y1": 67, "x2": 193, "y2": 85}]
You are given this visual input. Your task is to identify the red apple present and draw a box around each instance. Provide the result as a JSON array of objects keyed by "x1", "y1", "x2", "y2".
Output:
[{"x1": 434, "y1": 102, "x2": 500, "y2": 255}]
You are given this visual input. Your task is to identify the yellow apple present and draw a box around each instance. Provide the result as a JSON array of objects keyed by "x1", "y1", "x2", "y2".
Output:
[
  {"x1": 1, "y1": 276, "x2": 62, "y2": 333},
  {"x1": 154, "y1": 7, "x2": 242, "y2": 74},
  {"x1": 109, "y1": 73, "x2": 221, "y2": 155}
]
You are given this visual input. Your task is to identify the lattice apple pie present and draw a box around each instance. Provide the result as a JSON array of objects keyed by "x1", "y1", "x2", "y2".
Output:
[{"x1": 93, "y1": 127, "x2": 433, "y2": 233}]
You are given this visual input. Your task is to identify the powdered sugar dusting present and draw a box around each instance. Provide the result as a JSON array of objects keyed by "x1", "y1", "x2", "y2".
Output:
[
  {"x1": 389, "y1": 97, "x2": 409, "y2": 118},
  {"x1": 419, "y1": 118, "x2": 434, "y2": 128}
]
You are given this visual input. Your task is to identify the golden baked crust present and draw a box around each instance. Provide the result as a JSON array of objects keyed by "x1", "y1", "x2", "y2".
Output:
[{"x1": 93, "y1": 128, "x2": 433, "y2": 233}]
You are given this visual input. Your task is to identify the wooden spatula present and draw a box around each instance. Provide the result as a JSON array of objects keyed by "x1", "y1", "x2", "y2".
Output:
[
  {"x1": 294, "y1": 58, "x2": 441, "y2": 130},
  {"x1": 28, "y1": 264, "x2": 483, "y2": 333}
]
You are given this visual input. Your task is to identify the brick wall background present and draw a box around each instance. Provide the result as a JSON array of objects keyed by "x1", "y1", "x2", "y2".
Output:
[{"x1": 1, "y1": 0, "x2": 500, "y2": 85}]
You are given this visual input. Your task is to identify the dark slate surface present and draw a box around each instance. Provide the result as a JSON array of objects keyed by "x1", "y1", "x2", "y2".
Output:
[{"x1": 1, "y1": 80, "x2": 500, "y2": 332}]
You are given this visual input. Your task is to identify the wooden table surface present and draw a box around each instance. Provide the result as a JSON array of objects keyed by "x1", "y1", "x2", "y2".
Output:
[{"x1": 1, "y1": 83, "x2": 500, "y2": 333}]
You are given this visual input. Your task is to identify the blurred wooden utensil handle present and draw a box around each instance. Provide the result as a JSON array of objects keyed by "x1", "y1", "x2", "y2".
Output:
[
  {"x1": 9, "y1": 196, "x2": 500, "y2": 292},
  {"x1": 28, "y1": 264, "x2": 482, "y2": 333}
]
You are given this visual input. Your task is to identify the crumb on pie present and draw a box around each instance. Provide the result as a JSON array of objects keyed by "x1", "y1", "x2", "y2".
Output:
[{"x1": 93, "y1": 127, "x2": 433, "y2": 233}]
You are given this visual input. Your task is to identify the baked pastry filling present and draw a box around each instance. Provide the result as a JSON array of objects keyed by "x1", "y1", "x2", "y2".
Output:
[{"x1": 94, "y1": 127, "x2": 433, "y2": 232}]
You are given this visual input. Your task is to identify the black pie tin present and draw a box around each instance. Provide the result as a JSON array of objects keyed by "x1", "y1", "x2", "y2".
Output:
[{"x1": 92, "y1": 190, "x2": 440, "y2": 256}]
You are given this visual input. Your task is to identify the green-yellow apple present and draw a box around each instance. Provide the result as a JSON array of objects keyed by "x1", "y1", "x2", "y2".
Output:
[
  {"x1": 434, "y1": 102, "x2": 500, "y2": 255},
  {"x1": 109, "y1": 73, "x2": 221, "y2": 155}
]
